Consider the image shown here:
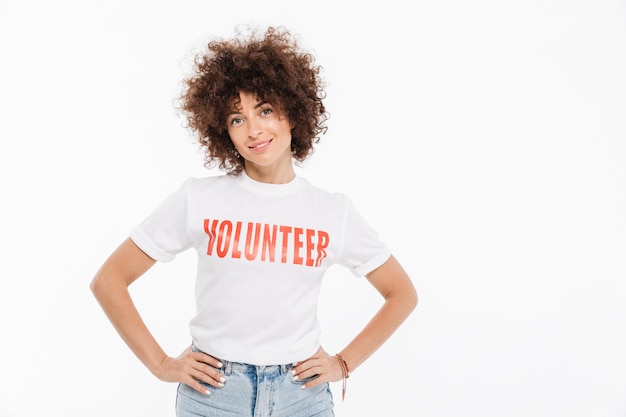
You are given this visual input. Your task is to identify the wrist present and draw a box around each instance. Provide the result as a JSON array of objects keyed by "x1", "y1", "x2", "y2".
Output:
[{"x1": 149, "y1": 353, "x2": 171, "y2": 379}]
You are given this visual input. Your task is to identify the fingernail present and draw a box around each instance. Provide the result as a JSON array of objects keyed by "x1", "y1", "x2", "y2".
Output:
[
  {"x1": 219, "y1": 376, "x2": 226, "y2": 383},
  {"x1": 290, "y1": 369, "x2": 296, "y2": 376},
  {"x1": 301, "y1": 384, "x2": 306, "y2": 389},
  {"x1": 217, "y1": 362, "x2": 223, "y2": 368},
  {"x1": 205, "y1": 389, "x2": 211, "y2": 395}
]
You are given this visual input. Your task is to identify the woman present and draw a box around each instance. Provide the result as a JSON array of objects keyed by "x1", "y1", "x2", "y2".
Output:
[{"x1": 90, "y1": 25, "x2": 417, "y2": 417}]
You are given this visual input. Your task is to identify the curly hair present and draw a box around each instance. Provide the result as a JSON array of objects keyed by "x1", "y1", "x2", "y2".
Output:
[{"x1": 179, "y1": 26, "x2": 329, "y2": 174}]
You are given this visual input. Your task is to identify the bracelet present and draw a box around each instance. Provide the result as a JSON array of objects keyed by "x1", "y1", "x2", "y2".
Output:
[{"x1": 335, "y1": 354, "x2": 350, "y2": 401}]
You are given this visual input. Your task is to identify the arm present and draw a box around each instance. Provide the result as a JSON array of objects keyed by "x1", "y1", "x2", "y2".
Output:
[
  {"x1": 294, "y1": 255, "x2": 418, "y2": 388},
  {"x1": 337, "y1": 255, "x2": 418, "y2": 372},
  {"x1": 90, "y1": 238, "x2": 224, "y2": 394}
]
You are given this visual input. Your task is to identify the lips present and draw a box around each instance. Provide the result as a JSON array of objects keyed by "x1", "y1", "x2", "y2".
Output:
[{"x1": 248, "y1": 139, "x2": 272, "y2": 152}]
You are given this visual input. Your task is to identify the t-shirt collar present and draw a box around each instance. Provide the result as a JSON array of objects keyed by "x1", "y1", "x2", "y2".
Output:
[{"x1": 238, "y1": 169, "x2": 304, "y2": 196}]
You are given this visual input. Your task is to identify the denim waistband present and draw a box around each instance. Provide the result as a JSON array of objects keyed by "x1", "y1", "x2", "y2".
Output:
[
  {"x1": 220, "y1": 360, "x2": 292, "y2": 376},
  {"x1": 191, "y1": 342, "x2": 293, "y2": 376}
]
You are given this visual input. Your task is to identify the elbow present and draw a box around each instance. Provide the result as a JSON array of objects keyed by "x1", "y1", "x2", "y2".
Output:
[
  {"x1": 89, "y1": 267, "x2": 132, "y2": 302},
  {"x1": 388, "y1": 282, "x2": 418, "y2": 316},
  {"x1": 407, "y1": 286, "x2": 418, "y2": 314},
  {"x1": 401, "y1": 279, "x2": 418, "y2": 314},
  {"x1": 89, "y1": 275, "x2": 101, "y2": 298},
  {"x1": 89, "y1": 271, "x2": 110, "y2": 300}
]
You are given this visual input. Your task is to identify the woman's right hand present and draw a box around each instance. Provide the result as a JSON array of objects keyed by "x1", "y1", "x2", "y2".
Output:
[{"x1": 154, "y1": 345, "x2": 226, "y2": 395}]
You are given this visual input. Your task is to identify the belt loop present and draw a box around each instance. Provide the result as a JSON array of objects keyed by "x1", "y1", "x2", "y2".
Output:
[
  {"x1": 223, "y1": 359, "x2": 232, "y2": 376},
  {"x1": 282, "y1": 363, "x2": 293, "y2": 375}
]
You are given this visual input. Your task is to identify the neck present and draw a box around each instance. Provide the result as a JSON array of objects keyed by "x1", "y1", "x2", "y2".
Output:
[{"x1": 243, "y1": 163, "x2": 296, "y2": 184}]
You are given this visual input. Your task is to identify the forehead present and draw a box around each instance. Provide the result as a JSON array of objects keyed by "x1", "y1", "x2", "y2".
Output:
[{"x1": 229, "y1": 91, "x2": 260, "y2": 111}]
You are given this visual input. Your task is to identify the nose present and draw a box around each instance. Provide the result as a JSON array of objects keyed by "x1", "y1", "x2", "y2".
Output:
[{"x1": 247, "y1": 118, "x2": 263, "y2": 139}]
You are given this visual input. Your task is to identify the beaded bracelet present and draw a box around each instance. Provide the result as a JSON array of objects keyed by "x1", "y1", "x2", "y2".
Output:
[{"x1": 335, "y1": 354, "x2": 351, "y2": 401}]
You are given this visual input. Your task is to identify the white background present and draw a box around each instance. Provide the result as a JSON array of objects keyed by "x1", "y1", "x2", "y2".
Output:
[{"x1": 1, "y1": 1, "x2": 626, "y2": 416}]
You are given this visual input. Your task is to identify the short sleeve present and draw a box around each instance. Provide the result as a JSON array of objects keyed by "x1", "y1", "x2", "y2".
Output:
[
  {"x1": 129, "y1": 180, "x2": 192, "y2": 262},
  {"x1": 338, "y1": 197, "x2": 391, "y2": 277}
]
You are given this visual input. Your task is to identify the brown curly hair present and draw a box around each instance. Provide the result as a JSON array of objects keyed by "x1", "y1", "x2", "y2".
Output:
[{"x1": 179, "y1": 26, "x2": 329, "y2": 174}]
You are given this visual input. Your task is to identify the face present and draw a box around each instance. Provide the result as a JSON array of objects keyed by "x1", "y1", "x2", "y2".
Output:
[{"x1": 226, "y1": 91, "x2": 294, "y2": 181}]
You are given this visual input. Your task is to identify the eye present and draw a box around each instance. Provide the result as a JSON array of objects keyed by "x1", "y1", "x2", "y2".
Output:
[
  {"x1": 230, "y1": 117, "x2": 244, "y2": 126},
  {"x1": 260, "y1": 107, "x2": 273, "y2": 116}
]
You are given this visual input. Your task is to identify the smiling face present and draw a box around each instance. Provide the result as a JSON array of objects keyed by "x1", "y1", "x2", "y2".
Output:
[{"x1": 226, "y1": 91, "x2": 295, "y2": 183}]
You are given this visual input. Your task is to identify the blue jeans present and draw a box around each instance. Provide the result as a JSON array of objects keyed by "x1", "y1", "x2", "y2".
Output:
[{"x1": 175, "y1": 351, "x2": 335, "y2": 417}]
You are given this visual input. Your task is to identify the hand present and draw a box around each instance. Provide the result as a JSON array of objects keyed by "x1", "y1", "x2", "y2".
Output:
[
  {"x1": 292, "y1": 347, "x2": 344, "y2": 389},
  {"x1": 153, "y1": 345, "x2": 225, "y2": 395}
]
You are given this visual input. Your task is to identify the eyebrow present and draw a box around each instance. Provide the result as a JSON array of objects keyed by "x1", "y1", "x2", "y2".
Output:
[{"x1": 227, "y1": 100, "x2": 269, "y2": 117}]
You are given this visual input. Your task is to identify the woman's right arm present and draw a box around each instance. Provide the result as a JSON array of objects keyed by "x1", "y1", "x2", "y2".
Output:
[{"x1": 90, "y1": 237, "x2": 225, "y2": 394}]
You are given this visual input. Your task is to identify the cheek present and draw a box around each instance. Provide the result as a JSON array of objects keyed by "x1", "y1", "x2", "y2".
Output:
[
  {"x1": 270, "y1": 119, "x2": 293, "y2": 137},
  {"x1": 227, "y1": 128, "x2": 244, "y2": 145}
]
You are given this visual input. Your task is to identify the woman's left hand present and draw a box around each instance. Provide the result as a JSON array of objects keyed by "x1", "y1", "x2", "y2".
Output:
[{"x1": 292, "y1": 347, "x2": 344, "y2": 389}]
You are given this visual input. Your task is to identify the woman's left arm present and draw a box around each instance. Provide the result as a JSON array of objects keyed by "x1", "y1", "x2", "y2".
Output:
[
  {"x1": 337, "y1": 254, "x2": 418, "y2": 372},
  {"x1": 294, "y1": 255, "x2": 418, "y2": 388}
]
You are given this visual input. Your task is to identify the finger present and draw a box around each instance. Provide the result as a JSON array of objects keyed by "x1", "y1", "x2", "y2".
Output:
[
  {"x1": 184, "y1": 376, "x2": 212, "y2": 396},
  {"x1": 190, "y1": 367, "x2": 226, "y2": 388},
  {"x1": 192, "y1": 351, "x2": 224, "y2": 368},
  {"x1": 301, "y1": 374, "x2": 325, "y2": 389},
  {"x1": 293, "y1": 364, "x2": 323, "y2": 382},
  {"x1": 295, "y1": 356, "x2": 330, "y2": 377},
  {"x1": 188, "y1": 360, "x2": 226, "y2": 388},
  {"x1": 293, "y1": 357, "x2": 320, "y2": 374},
  {"x1": 296, "y1": 346, "x2": 330, "y2": 365}
]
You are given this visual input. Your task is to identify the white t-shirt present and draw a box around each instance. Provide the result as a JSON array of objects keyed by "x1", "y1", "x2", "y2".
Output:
[{"x1": 130, "y1": 171, "x2": 390, "y2": 365}]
